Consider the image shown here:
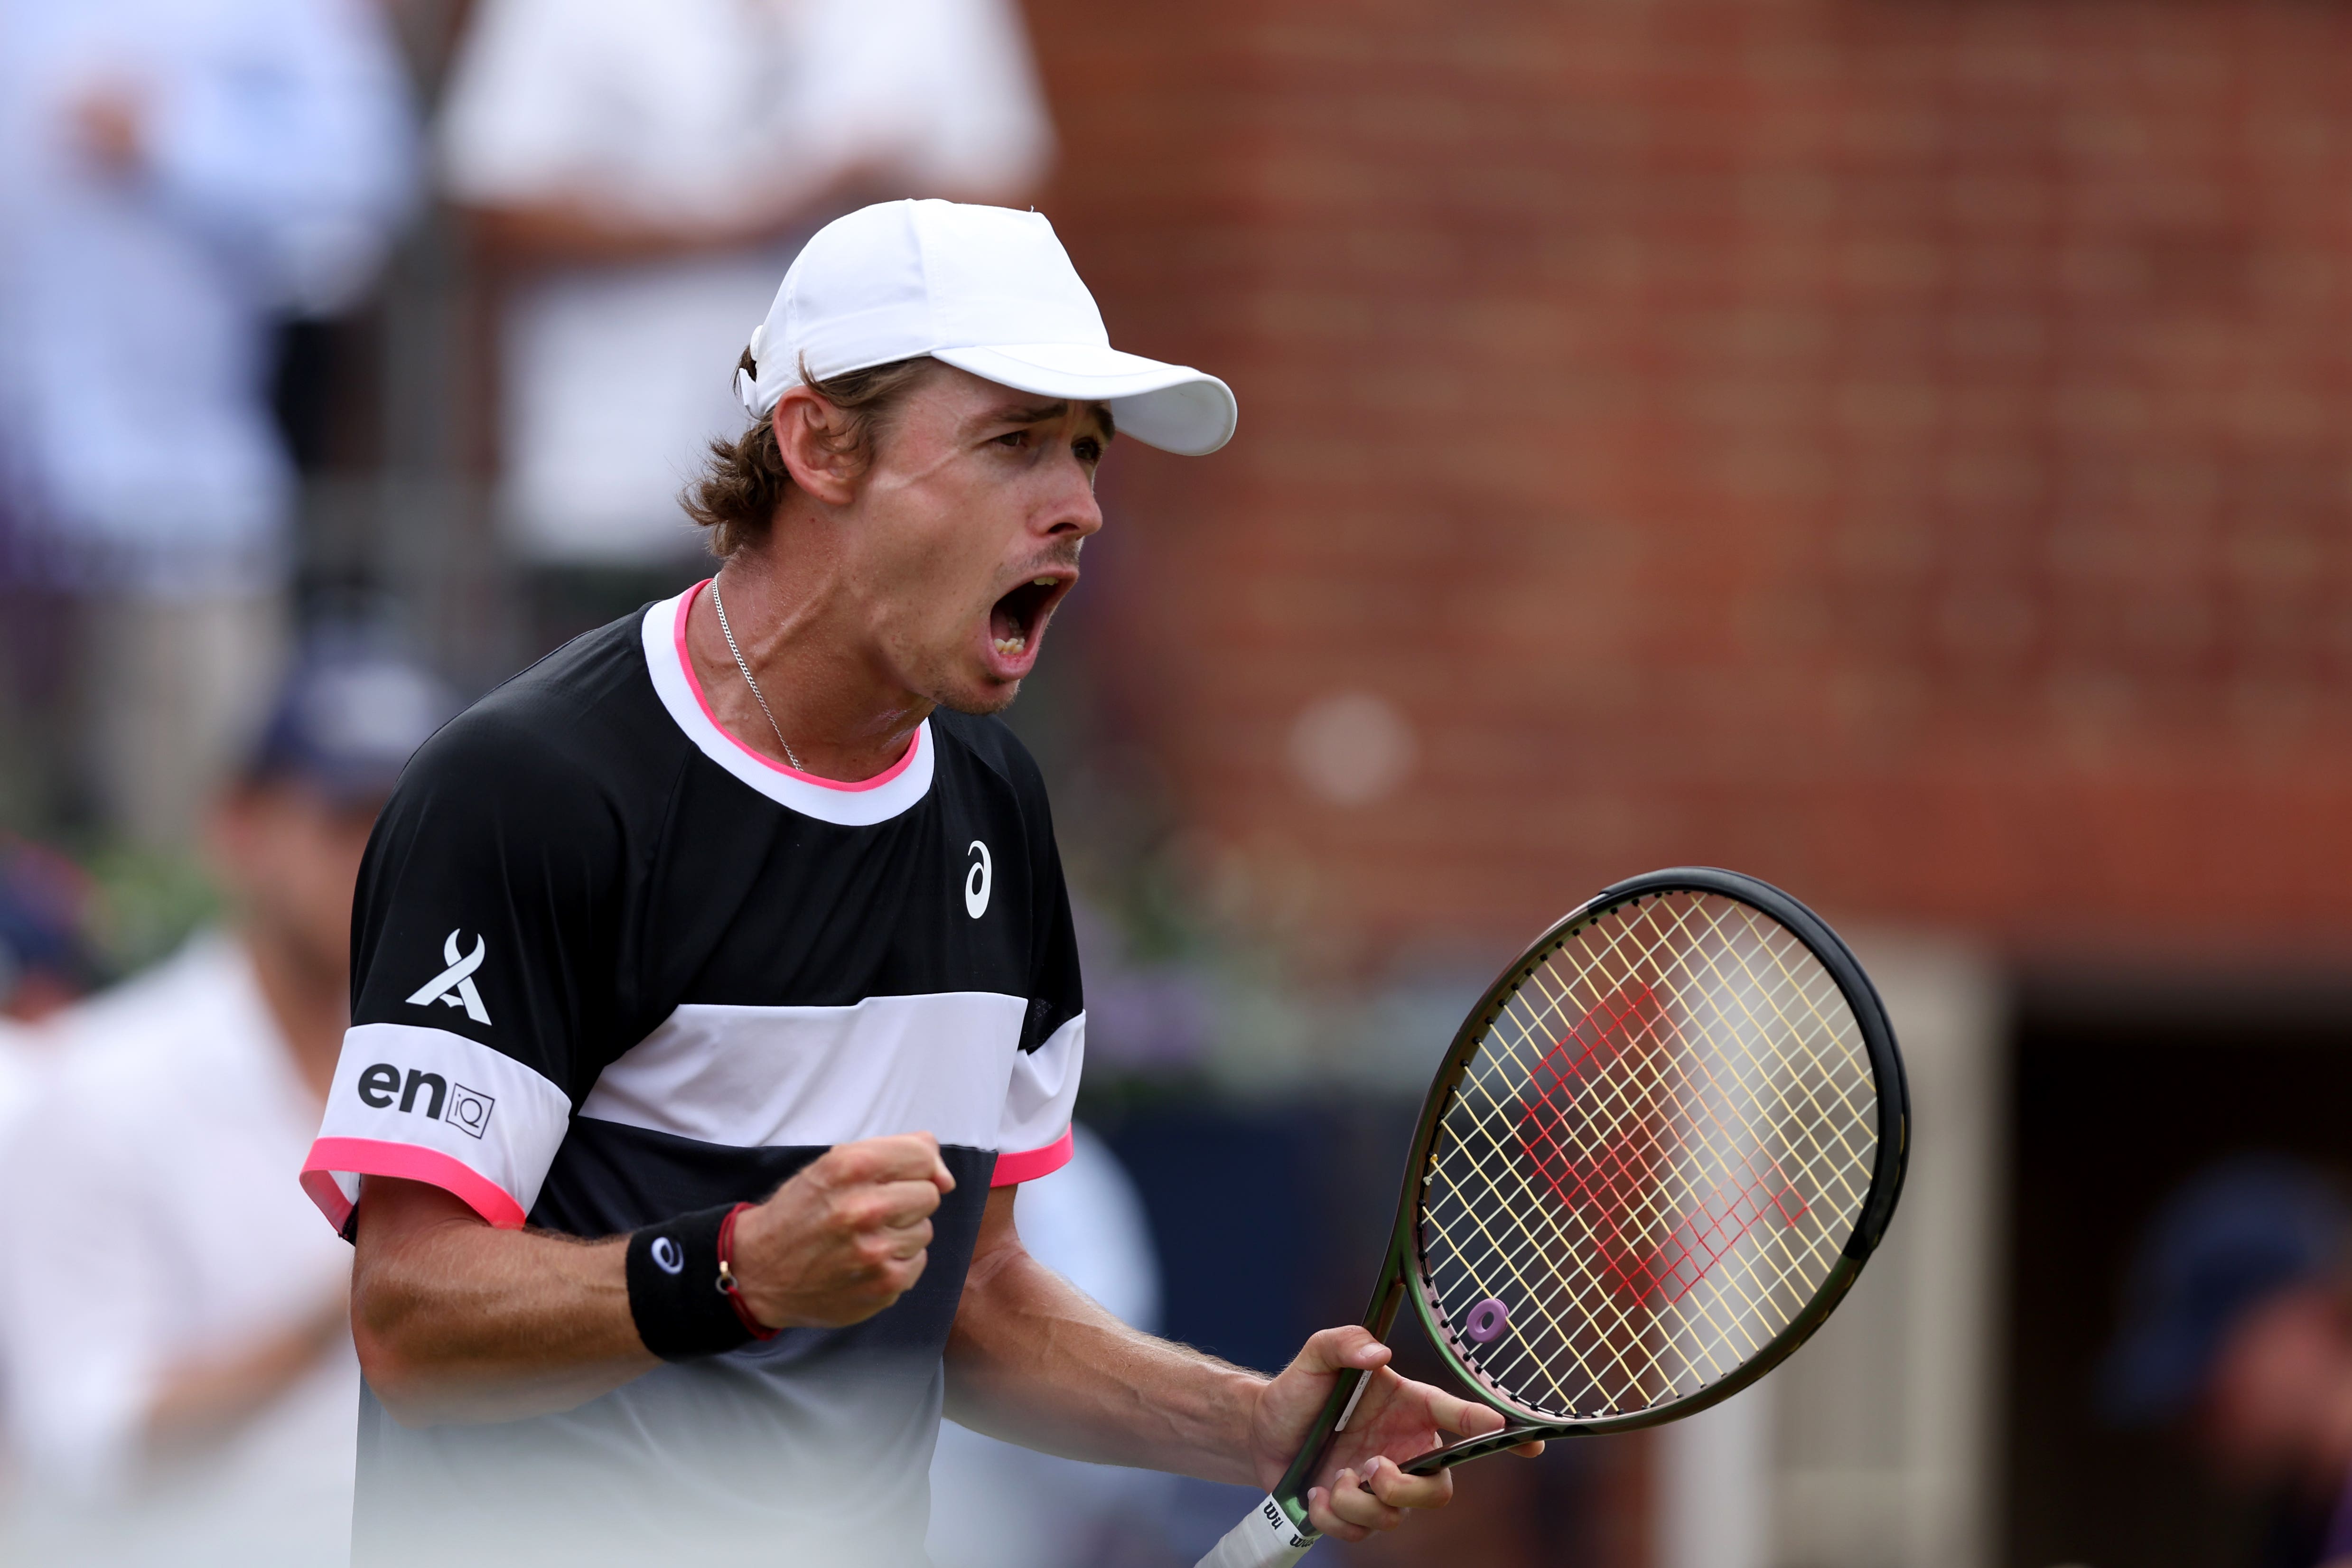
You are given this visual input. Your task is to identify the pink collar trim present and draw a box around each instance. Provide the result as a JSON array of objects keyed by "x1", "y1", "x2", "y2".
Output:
[
  {"x1": 640, "y1": 584, "x2": 934, "y2": 826},
  {"x1": 672, "y1": 580, "x2": 921, "y2": 794}
]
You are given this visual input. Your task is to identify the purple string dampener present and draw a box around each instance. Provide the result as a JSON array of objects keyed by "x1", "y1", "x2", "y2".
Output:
[{"x1": 1464, "y1": 1297, "x2": 1509, "y2": 1344}]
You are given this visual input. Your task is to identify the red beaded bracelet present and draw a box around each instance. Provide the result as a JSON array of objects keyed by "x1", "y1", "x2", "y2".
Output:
[{"x1": 714, "y1": 1202, "x2": 780, "y2": 1341}]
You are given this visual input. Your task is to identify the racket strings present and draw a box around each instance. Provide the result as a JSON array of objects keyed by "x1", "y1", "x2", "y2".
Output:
[
  {"x1": 1465, "y1": 902, "x2": 1867, "y2": 1400},
  {"x1": 1480, "y1": 907, "x2": 1861, "y2": 1396},
  {"x1": 1418, "y1": 892, "x2": 1877, "y2": 1422}
]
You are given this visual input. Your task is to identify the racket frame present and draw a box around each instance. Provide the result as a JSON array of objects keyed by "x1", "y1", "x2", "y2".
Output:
[{"x1": 1267, "y1": 867, "x2": 1909, "y2": 1523}]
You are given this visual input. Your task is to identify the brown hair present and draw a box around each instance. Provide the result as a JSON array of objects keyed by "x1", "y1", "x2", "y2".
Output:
[{"x1": 682, "y1": 355, "x2": 940, "y2": 558}]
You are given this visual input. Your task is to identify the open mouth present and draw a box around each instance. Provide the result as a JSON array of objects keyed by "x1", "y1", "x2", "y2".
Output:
[{"x1": 989, "y1": 576, "x2": 1065, "y2": 663}]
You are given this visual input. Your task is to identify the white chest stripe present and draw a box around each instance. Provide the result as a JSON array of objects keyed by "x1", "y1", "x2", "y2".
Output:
[{"x1": 579, "y1": 992, "x2": 1034, "y2": 1151}]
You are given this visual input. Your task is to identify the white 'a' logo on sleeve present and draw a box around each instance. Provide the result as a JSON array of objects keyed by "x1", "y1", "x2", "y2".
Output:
[
  {"x1": 406, "y1": 930, "x2": 492, "y2": 1025},
  {"x1": 965, "y1": 841, "x2": 991, "y2": 919}
]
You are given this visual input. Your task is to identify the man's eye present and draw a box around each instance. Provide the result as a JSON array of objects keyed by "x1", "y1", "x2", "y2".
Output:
[
  {"x1": 996, "y1": 430, "x2": 1031, "y2": 449},
  {"x1": 1073, "y1": 438, "x2": 1101, "y2": 464}
]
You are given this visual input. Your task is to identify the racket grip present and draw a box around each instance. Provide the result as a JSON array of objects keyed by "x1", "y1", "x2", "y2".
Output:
[{"x1": 1192, "y1": 1494, "x2": 1318, "y2": 1568}]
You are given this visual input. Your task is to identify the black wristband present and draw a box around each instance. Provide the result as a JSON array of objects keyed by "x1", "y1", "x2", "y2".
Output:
[{"x1": 625, "y1": 1203, "x2": 758, "y2": 1361}]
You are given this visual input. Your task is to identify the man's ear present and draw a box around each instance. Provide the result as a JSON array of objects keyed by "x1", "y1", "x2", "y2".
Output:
[{"x1": 771, "y1": 388, "x2": 860, "y2": 507}]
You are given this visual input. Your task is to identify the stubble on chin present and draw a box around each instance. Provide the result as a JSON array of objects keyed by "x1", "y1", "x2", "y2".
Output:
[
  {"x1": 904, "y1": 638, "x2": 1023, "y2": 718},
  {"x1": 937, "y1": 676, "x2": 1022, "y2": 718}
]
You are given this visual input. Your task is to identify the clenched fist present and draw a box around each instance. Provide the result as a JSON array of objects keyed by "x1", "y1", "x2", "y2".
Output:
[{"x1": 728, "y1": 1134, "x2": 956, "y2": 1329}]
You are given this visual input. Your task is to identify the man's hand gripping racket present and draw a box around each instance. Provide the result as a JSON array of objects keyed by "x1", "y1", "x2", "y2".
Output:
[{"x1": 1199, "y1": 868, "x2": 1910, "y2": 1568}]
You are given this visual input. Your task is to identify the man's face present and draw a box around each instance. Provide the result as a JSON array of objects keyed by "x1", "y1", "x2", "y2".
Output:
[
  {"x1": 2198, "y1": 1287, "x2": 2352, "y2": 1489},
  {"x1": 208, "y1": 782, "x2": 381, "y2": 981},
  {"x1": 830, "y1": 364, "x2": 1107, "y2": 715}
]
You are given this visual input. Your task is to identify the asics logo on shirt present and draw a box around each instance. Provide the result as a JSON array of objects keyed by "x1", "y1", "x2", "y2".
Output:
[
  {"x1": 406, "y1": 929, "x2": 491, "y2": 1024},
  {"x1": 965, "y1": 841, "x2": 992, "y2": 919},
  {"x1": 355, "y1": 1064, "x2": 497, "y2": 1139}
]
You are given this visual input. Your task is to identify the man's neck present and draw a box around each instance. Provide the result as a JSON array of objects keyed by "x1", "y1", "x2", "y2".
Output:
[
  {"x1": 689, "y1": 547, "x2": 932, "y2": 782},
  {"x1": 241, "y1": 925, "x2": 346, "y2": 1104}
]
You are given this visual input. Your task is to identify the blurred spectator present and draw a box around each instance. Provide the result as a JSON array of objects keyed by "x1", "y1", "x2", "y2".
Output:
[
  {"x1": 0, "y1": 0, "x2": 416, "y2": 847},
  {"x1": 0, "y1": 1009, "x2": 34, "y2": 1510},
  {"x1": 0, "y1": 835, "x2": 99, "y2": 1023},
  {"x1": 0, "y1": 1008, "x2": 42, "y2": 1176},
  {"x1": 0, "y1": 841, "x2": 81, "y2": 1516},
  {"x1": 436, "y1": 0, "x2": 1052, "y2": 639},
  {"x1": 0, "y1": 643, "x2": 456, "y2": 1567},
  {"x1": 929, "y1": 1122, "x2": 1183, "y2": 1568},
  {"x1": 2105, "y1": 1159, "x2": 2352, "y2": 1568}
]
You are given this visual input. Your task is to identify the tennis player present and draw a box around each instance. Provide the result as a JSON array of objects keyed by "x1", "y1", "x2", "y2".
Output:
[{"x1": 301, "y1": 200, "x2": 1524, "y2": 1565}]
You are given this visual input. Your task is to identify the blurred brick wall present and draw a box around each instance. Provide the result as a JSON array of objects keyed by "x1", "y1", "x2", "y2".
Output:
[{"x1": 1025, "y1": 0, "x2": 2352, "y2": 968}]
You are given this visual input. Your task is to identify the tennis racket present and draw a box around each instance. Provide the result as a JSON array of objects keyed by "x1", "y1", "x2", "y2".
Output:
[{"x1": 1196, "y1": 867, "x2": 1908, "y2": 1568}]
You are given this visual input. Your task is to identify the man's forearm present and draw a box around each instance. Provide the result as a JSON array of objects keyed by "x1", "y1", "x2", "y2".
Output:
[
  {"x1": 944, "y1": 1199, "x2": 1267, "y2": 1485},
  {"x1": 352, "y1": 1177, "x2": 655, "y2": 1426}
]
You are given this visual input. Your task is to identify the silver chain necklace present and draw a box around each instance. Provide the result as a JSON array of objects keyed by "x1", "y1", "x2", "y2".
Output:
[{"x1": 709, "y1": 578, "x2": 806, "y2": 773}]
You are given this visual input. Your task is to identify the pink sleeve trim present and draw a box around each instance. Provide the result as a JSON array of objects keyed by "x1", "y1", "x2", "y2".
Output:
[
  {"x1": 991, "y1": 1126, "x2": 1074, "y2": 1186},
  {"x1": 300, "y1": 1136, "x2": 530, "y2": 1231}
]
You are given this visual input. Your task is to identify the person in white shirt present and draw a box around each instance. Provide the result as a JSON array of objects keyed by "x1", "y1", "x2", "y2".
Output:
[
  {"x1": 436, "y1": 0, "x2": 1053, "y2": 635},
  {"x1": 0, "y1": 645, "x2": 455, "y2": 1567},
  {"x1": 0, "y1": 0, "x2": 416, "y2": 848},
  {"x1": 0, "y1": 1016, "x2": 36, "y2": 1175},
  {"x1": 0, "y1": 834, "x2": 103, "y2": 1498}
]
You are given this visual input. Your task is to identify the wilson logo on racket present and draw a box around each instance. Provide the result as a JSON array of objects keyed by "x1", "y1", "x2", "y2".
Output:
[{"x1": 1514, "y1": 981, "x2": 1807, "y2": 1307}]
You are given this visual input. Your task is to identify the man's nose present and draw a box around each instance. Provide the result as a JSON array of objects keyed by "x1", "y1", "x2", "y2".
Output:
[{"x1": 1045, "y1": 460, "x2": 1104, "y2": 538}]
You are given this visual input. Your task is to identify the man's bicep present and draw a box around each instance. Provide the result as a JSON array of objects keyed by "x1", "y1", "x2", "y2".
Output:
[
  {"x1": 354, "y1": 1174, "x2": 491, "y2": 1253},
  {"x1": 949, "y1": 1186, "x2": 1030, "y2": 1347},
  {"x1": 972, "y1": 1184, "x2": 1022, "y2": 1261}
]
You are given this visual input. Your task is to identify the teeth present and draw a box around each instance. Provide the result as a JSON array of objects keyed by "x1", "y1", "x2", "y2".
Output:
[
  {"x1": 1033, "y1": 578, "x2": 1054, "y2": 587},
  {"x1": 993, "y1": 635, "x2": 1027, "y2": 655}
]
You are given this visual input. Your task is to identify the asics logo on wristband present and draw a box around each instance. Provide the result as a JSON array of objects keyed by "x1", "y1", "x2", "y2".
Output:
[
  {"x1": 650, "y1": 1237, "x2": 685, "y2": 1275},
  {"x1": 406, "y1": 930, "x2": 492, "y2": 1024}
]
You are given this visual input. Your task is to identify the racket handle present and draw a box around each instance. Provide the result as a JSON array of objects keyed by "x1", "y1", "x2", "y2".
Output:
[
  {"x1": 1193, "y1": 1494, "x2": 1318, "y2": 1568},
  {"x1": 1201, "y1": 1270, "x2": 1407, "y2": 1567}
]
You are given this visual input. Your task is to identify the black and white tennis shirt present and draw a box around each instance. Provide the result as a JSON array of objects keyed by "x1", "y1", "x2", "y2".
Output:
[{"x1": 300, "y1": 582, "x2": 1083, "y2": 1565}]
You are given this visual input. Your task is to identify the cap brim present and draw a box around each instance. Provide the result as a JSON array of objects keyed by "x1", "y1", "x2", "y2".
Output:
[{"x1": 931, "y1": 342, "x2": 1237, "y2": 456}]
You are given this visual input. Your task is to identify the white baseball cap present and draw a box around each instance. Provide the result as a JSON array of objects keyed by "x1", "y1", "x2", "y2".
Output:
[{"x1": 733, "y1": 199, "x2": 1237, "y2": 457}]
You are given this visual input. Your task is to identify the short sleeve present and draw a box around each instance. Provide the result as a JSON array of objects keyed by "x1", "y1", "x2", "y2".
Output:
[
  {"x1": 300, "y1": 716, "x2": 620, "y2": 1233},
  {"x1": 992, "y1": 771, "x2": 1083, "y2": 1186}
]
